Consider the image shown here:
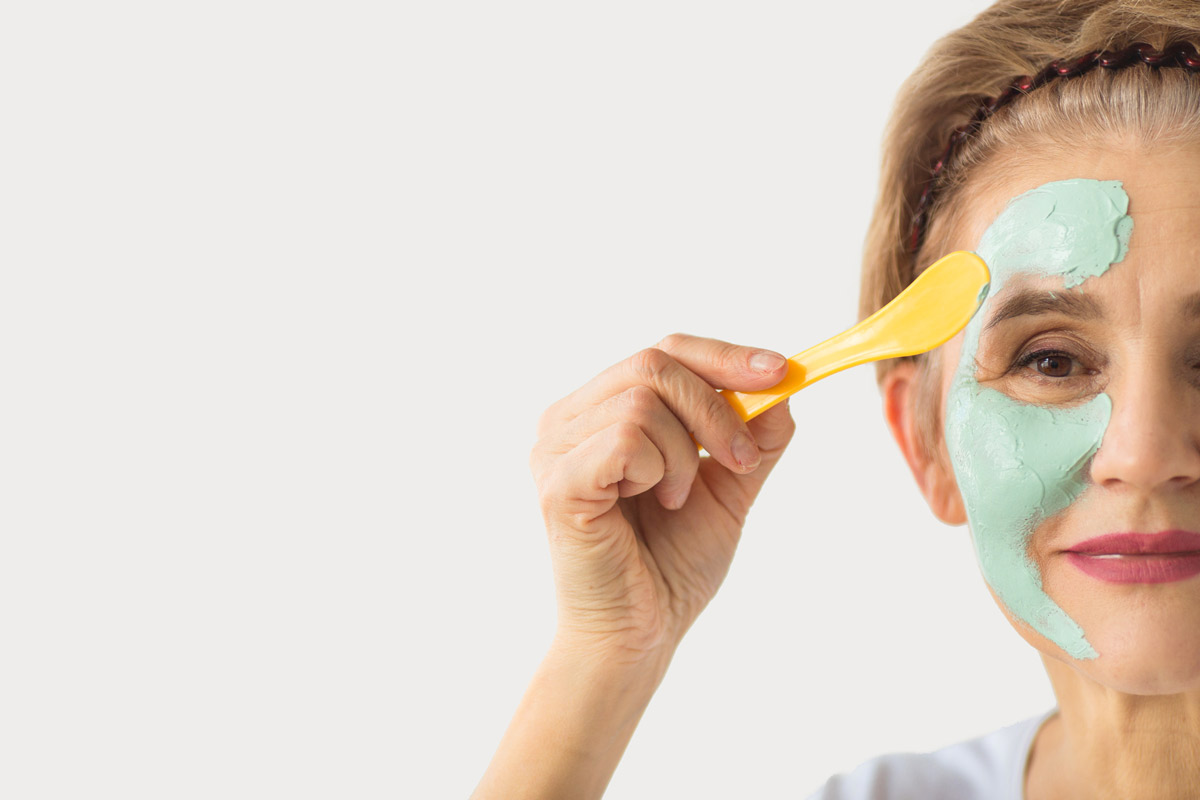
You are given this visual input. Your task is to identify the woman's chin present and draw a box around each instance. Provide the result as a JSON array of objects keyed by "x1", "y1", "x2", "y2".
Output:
[
  {"x1": 989, "y1": 581, "x2": 1200, "y2": 694},
  {"x1": 1003, "y1": 597, "x2": 1200, "y2": 695},
  {"x1": 1075, "y1": 645, "x2": 1200, "y2": 695}
]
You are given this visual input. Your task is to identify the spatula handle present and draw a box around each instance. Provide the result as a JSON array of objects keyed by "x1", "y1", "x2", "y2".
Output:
[{"x1": 713, "y1": 250, "x2": 989, "y2": 425}]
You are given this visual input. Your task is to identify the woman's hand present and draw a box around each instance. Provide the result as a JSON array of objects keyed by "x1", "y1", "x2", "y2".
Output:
[
  {"x1": 473, "y1": 334, "x2": 795, "y2": 800},
  {"x1": 530, "y1": 333, "x2": 796, "y2": 669}
]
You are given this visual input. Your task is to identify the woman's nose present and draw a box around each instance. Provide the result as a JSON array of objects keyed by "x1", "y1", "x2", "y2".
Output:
[{"x1": 1088, "y1": 362, "x2": 1200, "y2": 492}]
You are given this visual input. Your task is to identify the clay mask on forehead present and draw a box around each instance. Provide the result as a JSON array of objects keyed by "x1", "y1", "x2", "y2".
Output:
[{"x1": 944, "y1": 179, "x2": 1132, "y2": 661}]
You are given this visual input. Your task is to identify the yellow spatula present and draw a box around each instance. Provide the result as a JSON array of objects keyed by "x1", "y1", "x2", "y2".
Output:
[{"x1": 721, "y1": 250, "x2": 990, "y2": 422}]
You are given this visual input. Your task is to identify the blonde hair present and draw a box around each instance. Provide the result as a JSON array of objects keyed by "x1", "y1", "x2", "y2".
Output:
[{"x1": 861, "y1": 0, "x2": 1200, "y2": 460}]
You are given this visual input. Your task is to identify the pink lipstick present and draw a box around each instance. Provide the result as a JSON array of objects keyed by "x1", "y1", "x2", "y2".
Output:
[{"x1": 1064, "y1": 531, "x2": 1200, "y2": 584}]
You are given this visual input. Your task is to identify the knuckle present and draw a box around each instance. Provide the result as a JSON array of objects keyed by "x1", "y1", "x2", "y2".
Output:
[
  {"x1": 609, "y1": 421, "x2": 645, "y2": 458},
  {"x1": 537, "y1": 392, "x2": 574, "y2": 438},
  {"x1": 729, "y1": 343, "x2": 755, "y2": 370},
  {"x1": 619, "y1": 384, "x2": 660, "y2": 421},
  {"x1": 782, "y1": 409, "x2": 798, "y2": 437},
  {"x1": 696, "y1": 387, "x2": 735, "y2": 432},
  {"x1": 535, "y1": 477, "x2": 557, "y2": 517},
  {"x1": 543, "y1": 495, "x2": 578, "y2": 535},
  {"x1": 531, "y1": 459, "x2": 558, "y2": 505},
  {"x1": 535, "y1": 416, "x2": 548, "y2": 441},
  {"x1": 538, "y1": 464, "x2": 571, "y2": 512},
  {"x1": 655, "y1": 332, "x2": 688, "y2": 352},
  {"x1": 629, "y1": 347, "x2": 672, "y2": 381},
  {"x1": 662, "y1": 448, "x2": 700, "y2": 491},
  {"x1": 708, "y1": 340, "x2": 744, "y2": 370},
  {"x1": 767, "y1": 401, "x2": 798, "y2": 440},
  {"x1": 528, "y1": 441, "x2": 547, "y2": 480}
]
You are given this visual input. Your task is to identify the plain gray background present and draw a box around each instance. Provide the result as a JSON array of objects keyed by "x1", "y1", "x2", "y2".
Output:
[{"x1": 2, "y1": 1, "x2": 1055, "y2": 797}]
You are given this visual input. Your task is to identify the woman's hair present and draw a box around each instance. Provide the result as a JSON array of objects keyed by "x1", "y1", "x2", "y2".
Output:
[{"x1": 862, "y1": 0, "x2": 1200, "y2": 464}]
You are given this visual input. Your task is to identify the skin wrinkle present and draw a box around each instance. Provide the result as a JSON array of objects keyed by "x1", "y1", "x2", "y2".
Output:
[{"x1": 982, "y1": 290, "x2": 1106, "y2": 334}]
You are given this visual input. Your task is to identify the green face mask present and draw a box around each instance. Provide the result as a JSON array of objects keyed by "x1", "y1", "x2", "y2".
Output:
[{"x1": 944, "y1": 178, "x2": 1133, "y2": 660}]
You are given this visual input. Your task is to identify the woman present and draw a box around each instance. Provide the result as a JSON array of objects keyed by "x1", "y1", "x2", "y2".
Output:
[{"x1": 473, "y1": 2, "x2": 1200, "y2": 797}]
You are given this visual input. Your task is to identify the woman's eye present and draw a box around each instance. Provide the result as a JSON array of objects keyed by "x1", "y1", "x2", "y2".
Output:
[
  {"x1": 985, "y1": 343, "x2": 1100, "y2": 402},
  {"x1": 1034, "y1": 353, "x2": 1073, "y2": 378},
  {"x1": 1014, "y1": 349, "x2": 1081, "y2": 379}
]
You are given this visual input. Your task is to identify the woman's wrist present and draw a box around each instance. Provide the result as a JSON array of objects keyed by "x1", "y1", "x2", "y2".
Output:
[
  {"x1": 470, "y1": 640, "x2": 671, "y2": 800},
  {"x1": 546, "y1": 632, "x2": 673, "y2": 718},
  {"x1": 548, "y1": 627, "x2": 677, "y2": 688}
]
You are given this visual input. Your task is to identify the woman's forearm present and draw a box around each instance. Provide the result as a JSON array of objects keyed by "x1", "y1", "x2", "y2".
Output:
[{"x1": 470, "y1": 642, "x2": 668, "y2": 800}]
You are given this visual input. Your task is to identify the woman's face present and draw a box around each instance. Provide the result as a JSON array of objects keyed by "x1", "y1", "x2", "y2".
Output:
[{"x1": 934, "y1": 143, "x2": 1200, "y2": 693}]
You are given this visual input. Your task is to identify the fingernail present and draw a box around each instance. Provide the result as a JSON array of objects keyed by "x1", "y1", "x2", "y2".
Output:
[
  {"x1": 750, "y1": 351, "x2": 786, "y2": 373},
  {"x1": 731, "y1": 431, "x2": 760, "y2": 470}
]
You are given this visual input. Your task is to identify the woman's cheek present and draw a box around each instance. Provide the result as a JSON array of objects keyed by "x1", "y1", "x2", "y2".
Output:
[
  {"x1": 945, "y1": 376, "x2": 1109, "y2": 660},
  {"x1": 941, "y1": 177, "x2": 1131, "y2": 661}
]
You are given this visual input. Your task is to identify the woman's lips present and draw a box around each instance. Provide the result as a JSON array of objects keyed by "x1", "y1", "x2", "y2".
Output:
[{"x1": 1064, "y1": 531, "x2": 1200, "y2": 584}]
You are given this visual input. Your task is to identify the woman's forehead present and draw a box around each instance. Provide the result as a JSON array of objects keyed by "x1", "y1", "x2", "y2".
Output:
[{"x1": 962, "y1": 145, "x2": 1200, "y2": 239}]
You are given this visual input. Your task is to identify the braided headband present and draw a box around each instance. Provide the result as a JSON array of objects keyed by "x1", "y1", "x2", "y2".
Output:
[{"x1": 908, "y1": 40, "x2": 1200, "y2": 258}]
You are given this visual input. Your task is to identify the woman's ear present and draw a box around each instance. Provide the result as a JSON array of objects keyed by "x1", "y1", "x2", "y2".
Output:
[{"x1": 881, "y1": 359, "x2": 967, "y2": 526}]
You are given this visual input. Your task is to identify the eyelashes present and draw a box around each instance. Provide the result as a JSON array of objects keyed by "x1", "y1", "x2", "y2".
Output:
[
  {"x1": 994, "y1": 337, "x2": 1200, "y2": 394},
  {"x1": 990, "y1": 343, "x2": 1103, "y2": 400},
  {"x1": 1012, "y1": 348, "x2": 1085, "y2": 380}
]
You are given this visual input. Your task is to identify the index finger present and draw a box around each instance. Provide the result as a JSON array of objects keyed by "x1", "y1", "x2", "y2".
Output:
[
  {"x1": 544, "y1": 333, "x2": 787, "y2": 428},
  {"x1": 541, "y1": 336, "x2": 788, "y2": 472},
  {"x1": 654, "y1": 333, "x2": 788, "y2": 391}
]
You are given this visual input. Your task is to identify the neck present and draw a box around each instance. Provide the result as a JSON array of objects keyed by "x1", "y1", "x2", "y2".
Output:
[{"x1": 1028, "y1": 655, "x2": 1200, "y2": 800}]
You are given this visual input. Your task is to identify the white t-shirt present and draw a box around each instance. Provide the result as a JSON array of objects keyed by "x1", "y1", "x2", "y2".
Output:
[{"x1": 805, "y1": 710, "x2": 1056, "y2": 800}]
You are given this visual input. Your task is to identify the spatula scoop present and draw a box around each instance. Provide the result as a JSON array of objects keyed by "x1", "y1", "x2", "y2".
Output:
[{"x1": 720, "y1": 250, "x2": 990, "y2": 422}]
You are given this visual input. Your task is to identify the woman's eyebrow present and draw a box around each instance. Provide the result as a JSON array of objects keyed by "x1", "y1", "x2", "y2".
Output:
[{"x1": 982, "y1": 288, "x2": 1104, "y2": 333}]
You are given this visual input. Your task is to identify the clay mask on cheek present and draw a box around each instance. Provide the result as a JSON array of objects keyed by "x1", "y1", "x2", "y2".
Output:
[{"x1": 944, "y1": 179, "x2": 1132, "y2": 660}]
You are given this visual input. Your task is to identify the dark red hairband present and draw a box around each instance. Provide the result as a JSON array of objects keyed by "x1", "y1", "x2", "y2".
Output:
[{"x1": 908, "y1": 40, "x2": 1200, "y2": 257}]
